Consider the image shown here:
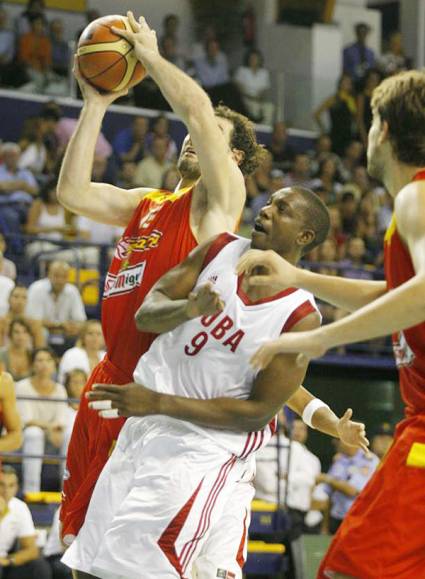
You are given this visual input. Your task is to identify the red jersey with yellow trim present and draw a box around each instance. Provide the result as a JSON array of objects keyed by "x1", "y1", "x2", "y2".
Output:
[
  {"x1": 102, "y1": 187, "x2": 197, "y2": 374},
  {"x1": 384, "y1": 171, "x2": 425, "y2": 417}
]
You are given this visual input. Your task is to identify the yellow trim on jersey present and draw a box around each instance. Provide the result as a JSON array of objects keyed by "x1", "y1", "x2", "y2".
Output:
[
  {"x1": 144, "y1": 187, "x2": 192, "y2": 205},
  {"x1": 384, "y1": 214, "x2": 397, "y2": 244},
  {"x1": 406, "y1": 442, "x2": 425, "y2": 468}
]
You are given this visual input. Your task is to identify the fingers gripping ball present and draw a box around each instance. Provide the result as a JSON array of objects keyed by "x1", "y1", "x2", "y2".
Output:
[{"x1": 77, "y1": 14, "x2": 146, "y2": 92}]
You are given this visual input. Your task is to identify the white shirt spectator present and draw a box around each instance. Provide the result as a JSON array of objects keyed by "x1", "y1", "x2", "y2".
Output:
[
  {"x1": 25, "y1": 278, "x2": 87, "y2": 325},
  {"x1": 234, "y1": 66, "x2": 270, "y2": 99},
  {"x1": 76, "y1": 216, "x2": 123, "y2": 246},
  {"x1": 255, "y1": 434, "x2": 321, "y2": 512},
  {"x1": 58, "y1": 346, "x2": 105, "y2": 384},
  {"x1": 15, "y1": 377, "x2": 68, "y2": 427},
  {"x1": 0, "y1": 275, "x2": 14, "y2": 316},
  {"x1": 0, "y1": 497, "x2": 36, "y2": 557}
]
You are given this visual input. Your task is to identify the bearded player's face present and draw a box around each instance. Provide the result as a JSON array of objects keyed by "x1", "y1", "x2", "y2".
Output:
[{"x1": 177, "y1": 117, "x2": 234, "y2": 180}]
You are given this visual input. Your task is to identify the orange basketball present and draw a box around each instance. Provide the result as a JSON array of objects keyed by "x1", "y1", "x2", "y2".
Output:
[{"x1": 77, "y1": 14, "x2": 146, "y2": 93}]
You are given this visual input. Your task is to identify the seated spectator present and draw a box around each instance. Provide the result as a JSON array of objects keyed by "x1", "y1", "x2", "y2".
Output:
[
  {"x1": 134, "y1": 136, "x2": 174, "y2": 189},
  {"x1": 39, "y1": 103, "x2": 62, "y2": 173},
  {"x1": 0, "y1": 319, "x2": 34, "y2": 382},
  {"x1": 379, "y1": 31, "x2": 410, "y2": 77},
  {"x1": 342, "y1": 22, "x2": 376, "y2": 86},
  {"x1": 55, "y1": 116, "x2": 112, "y2": 161},
  {"x1": 328, "y1": 205, "x2": 347, "y2": 255},
  {"x1": 112, "y1": 116, "x2": 148, "y2": 165},
  {"x1": 370, "y1": 422, "x2": 393, "y2": 460},
  {"x1": 49, "y1": 18, "x2": 70, "y2": 78},
  {"x1": 18, "y1": 116, "x2": 48, "y2": 178},
  {"x1": 234, "y1": 48, "x2": 274, "y2": 125},
  {"x1": 313, "y1": 440, "x2": 379, "y2": 534},
  {"x1": 145, "y1": 115, "x2": 178, "y2": 162},
  {"x1": 194, "y1": 38, "x2": 230, "y2": 91},
  {"x1": 160, "y1": 35, "x2": 187, "y2": 71},
  {"x1": 0, "y1": 285, "x2": 44, "y2": 349},
  {"x1": 317, "y1": 238, "x2": 339, "y2": 276},
  {"x1": 15, "y1": 0, "x2": 48, "y2": 37},
  {"x1": 308, "y1": 133, "x2": 334, "y2": 175},
  {"x1": 161, "y1": 166, "x2": 181, "y2": 192},
  {"x1": 0, "y1": 142, "x2": 39, "y2": 234},
  {"x1": 0, "y1": 234, "x2": 16, "y2": 280},
  {"x1": 0, "y1": 372, "x2": 22, "y2": 454},
  {"x1": 356, "y1": 68, "x2": 382, "y2": 147},
  {"x1": 266, "y1": 121, "x2": 295, "y2": 170},
  {"x1": 310, "y1": 156, "x2": 343, "y2": 204},
  {"x1": 25, "y1": 261, "x2": 87, "y2": 355},
  {"x1": 0, "y1": 7, "x2": 17, "y2": 87},
  {"x1": 340, "y1": 237, "x2": 374, "y2": 279},
  {"x1": 43, "y1": 507, "x2": 72, "y2": 579},
  {"x1": 18, "y1": 14, "x2": 52, "y2": 94},
  {"x1": 338, "y1": 140, "x2": 364, "y2": 183},
  {"x1": 0, "y1": 465, "x2": 52, "y2": 578},
  {"x1": 24, "y1": 178, "x2": 72, "y2": 262},
  {"x1": 57, "y1": 320, "x2": 104, "y2": 384},
  {"x1": 74, "y1": 215, "x2": 122, "y2": 266},
  {"x1": 15, "y1": 347, "x2": 68, "y2": 493},
  {"x1": 61, "y1": 368, "x2": 87, "y2": 459},
  {"x1": 313, "y1": 75, "x2": 357, "y2": 156},
  {"x1": 115, "y1": 161, "x2": 137, "y2": 189},
  {"x1": 0, "y1": 277, "x2": 15, "y2": 317},
  {"x1": 160, "y1": 13, "x2": 181, "y2": 55},
  {"x1": 284, "y1": 153, "x2": 313, "y2": 188},
  {"x1": 250, "y1": 167, "x2": 284, "y2": 221},
  {"x1": 339, "y1": 190, "x2": 359, "y2": 237}
]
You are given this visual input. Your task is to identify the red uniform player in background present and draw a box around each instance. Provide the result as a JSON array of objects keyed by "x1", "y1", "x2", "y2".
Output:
[{"x1": 58, "y1": 12, "x2": 263, "y2": 545}]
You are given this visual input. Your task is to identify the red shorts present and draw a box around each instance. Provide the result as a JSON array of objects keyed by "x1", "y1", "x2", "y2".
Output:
[
  {"x1": 60, "y1": 356, "x2": 132, "y2": 540},
  {"x1": 318, "y1": 414, "x2": 425, "y2": 579}
]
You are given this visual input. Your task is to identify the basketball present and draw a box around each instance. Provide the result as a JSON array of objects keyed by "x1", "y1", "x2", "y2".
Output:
[{"x1": 77, "y1": 14, "x2": 146, "y2": 93}]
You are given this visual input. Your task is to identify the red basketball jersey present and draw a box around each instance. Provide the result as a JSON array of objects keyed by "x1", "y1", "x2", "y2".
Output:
[
  {"x1": 101, "y1": 187, "x2": 197, "y2": 374},
  {"x1": 384, "y1": 170, "x2": 425, "y2": 417}
]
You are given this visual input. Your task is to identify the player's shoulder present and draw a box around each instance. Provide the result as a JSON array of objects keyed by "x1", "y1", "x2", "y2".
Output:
[{"x1": 395, "y1": 179, "x2": 425, "y2": 237}]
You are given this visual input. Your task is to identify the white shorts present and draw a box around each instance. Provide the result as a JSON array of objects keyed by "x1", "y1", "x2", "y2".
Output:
[{"x1": 62, "y1": 417, "x2": 255, "y2": 579}]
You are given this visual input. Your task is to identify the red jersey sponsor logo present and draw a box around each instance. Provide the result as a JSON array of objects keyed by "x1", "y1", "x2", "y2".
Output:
[
  {"x1": 114, "y1": 230, "x2": 163, "y2": 261},
  {"x1": 104, "y1": 262, "x2": 146, "y2": 299}
]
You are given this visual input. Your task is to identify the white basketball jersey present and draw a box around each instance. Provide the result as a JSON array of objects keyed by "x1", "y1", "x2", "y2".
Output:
[{"x1": 131, "y1": 233, "x2": 319, "y2": 458}]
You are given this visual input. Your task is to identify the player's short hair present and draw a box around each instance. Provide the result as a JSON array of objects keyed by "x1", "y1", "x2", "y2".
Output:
[
  {"x1": 214, "y1": 105, "x2": 266, "y2": 175},
  {"x1": 371, "y1": 70, "x2": 425, "y2": 166},
  {"x1": 292, "y1": 186, "x2": 331, "y2": 255}
]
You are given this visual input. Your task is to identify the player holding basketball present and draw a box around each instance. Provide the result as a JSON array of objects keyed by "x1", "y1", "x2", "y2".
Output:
[
  {"x1": 237, "y1": 71, "x2": 425, "y2": 579},
  {"x1": 58, "y1": 11, "x2": 263, "y2": 548},
  {"x1": 63, "y1": 187, "x2": 368, "y2": 579}
]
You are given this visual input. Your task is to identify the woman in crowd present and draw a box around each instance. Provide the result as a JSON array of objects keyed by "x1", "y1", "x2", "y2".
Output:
[
  {"x1": 234, "y1": 48, "x2": 273, "y2": 125},
  {"x1": 356, "y1": 68, "x2": 382, "y2": 147},
  {"x1": 57, "y1": 320, "x2": 104, "y2": 384},
  {"x1": 0, "y1": 285, "x2": 44, "y2": 348},
  {"x1": 0, "y1": 318, "x2": 34, "y2": 381}
]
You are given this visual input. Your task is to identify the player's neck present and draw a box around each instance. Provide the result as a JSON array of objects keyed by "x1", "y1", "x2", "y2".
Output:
[
  {"x1": 177, "y1": 176, "x2": 200, "y2": 190},
  {"x1": 384, "y1": 162, "x2": 425, "y2": 197}
]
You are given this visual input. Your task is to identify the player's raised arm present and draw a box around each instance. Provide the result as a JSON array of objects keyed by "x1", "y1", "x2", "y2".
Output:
[
  {"x1": 56, "y1": 59, "x2": 153, "y2": 226},
  {"x1": 237, "y1": 249, "x2": 387, "y2": 312},
  {"x1": 113, "y1": 12, "x2": 253, "y2": 237},
  {"x1": 135, "y1": 236, "x2": 223, "y2": 333}
]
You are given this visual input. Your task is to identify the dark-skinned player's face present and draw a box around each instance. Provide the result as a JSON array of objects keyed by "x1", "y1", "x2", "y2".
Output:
[{"x1": 251, "y1": 189, "x2": 313, "y2": 258}]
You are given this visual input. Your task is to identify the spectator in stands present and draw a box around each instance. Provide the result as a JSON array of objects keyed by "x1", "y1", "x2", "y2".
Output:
[
  {"x1": 115, "y1": 161, "x2": 137, "y2": 189},
  {"x1": 341, "y1": 237, "x2": 374, "y2": 279},
  {"x1": 44, "y1": 507, "x2": 72, "y2": 579},
  {"x1": 343, "y1": 22, "x2": 376, "y2": 86},
  {"x1": 379, "y1": 31, "x2": 410, "y2": 77},
  {"x1": 266, "y1": 121, "x2": 295, "y2": 170},
  {"x1": 55, "y1": 116, "x2": 112, "y2": 162},
  {"x1": 25, "y1": 261, "x2": 86, "y2": 355},
  {"x1": 18, "y1": 14, "x2": 52, "y2": 93},
  {"x1": 61, "y1": 368, "x2": 87, "y2": 468},
  {"x1": 145, "y1": 115, "x2": 178, "y2": 162},
  {"x1": 339, "y1": 190, "x2": 359, "y2": 237},
  {"x1": 112, "y1": 116, "x2": 148, "y2": 165},
  {"x1": 15, "y1": 0, "x2": 47, "y2": 35},
  {"x1": 370, "y1": 422, "x2": 393, "y2": 460},
  {"x1": 0, "y1": 8, "x2": 16, "y2": 87},
  {"x1": 284, "y1": 153, "x2": 313, "y2": 188},
  {"x1": 161, "y1": 166, "x2": 181, "y2": 191},
  {"x1": 339, "y1": 139, "x2": 364, "y2": 183},
  {"x1": 0, "y1": 285, "x2": 44, "y2": 349},
  {"x1": 234, "y1": 48, "x2": 273, "y2": 125},
  {"x1": 15, "y1": 347, "x2": 68, "y2": 493},
  {"x1": 356, "y1": 68, "x2": 382, "y2": 147},
  {"x1": 0, "y1": 465, "x2": 52, "y2": 578},
  {"x1": 194, "y1": 38, "x2": 230, "y2": 91},
  {"x1": 72, "y1": 213, "x2": 122, "y2": 267},
  {"x1": 0, "y1": 372, "x2": 22, "y2": 454},
  {"x1": 313, "y1": 74, "x2": 357, "y2": 156},
  {"x1": 316, "y1": 238, "x2": 340, "y2": 323},
  {"x1": 160, "y1": 35, "x2": 187, "y2": 71},
  {"x1": 0, "y1": 235, "x2": 16, "y2": 281},
  {"x1": 39, "y1": 103, "x2": 62, "y2": 173},
  {"x1": 0, "y1": 319, "x2": 34, "y2": 381},
  {"x1": 49, "y1": 18, "x2": 70, "y2": 78},
  {"x1": 308, "y1": 133, "x2": 334, "y2": 175},
  {"x1": 75, "y1": 9, "x2": 100, "y2": 41},
  {"x1": 0, "y1": 142, "x2": 39, "y2": 230},
  {"x1": 328, "y1": 205, "x2": 347, "y2": 254},
  {"x1": 18, "y1": 117, "x2": 48, "y2": 178},
  {"x1": 310, "y1": 156, "x2": 343, "y2": 204},
  {"x1": 160, "y1": 13, "x2": 180, "y2": 47},
  {"x1": 24, "y1": 178, "x2": 72, "y2": 262},
  {"x1": 250, "y1": 167, "x2": 284, "y2": 222},
  {"x1": 134, "y1": 135, "x2": 174, "y2": 189},
  {"x1": 314, "y1": 440, "x2": 379, "y2": 534},
  {"x1": 0, "y1": 280, "x2": 15, "y2": 322},
  {"x1": 57, "y1": 320, "x2": 104, "y2": 384}
]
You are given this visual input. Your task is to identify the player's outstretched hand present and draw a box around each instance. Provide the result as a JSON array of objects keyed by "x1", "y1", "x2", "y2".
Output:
[
  {"x1": 73, "y1": 55, "x2": 129, "y2": 106},
  {"x1": 186, "y1": 282, "x2": 224, "y2": 319},
  {"x1": 250, "y1": 330, "x2": 327, "y2": 370},
  {"x1": 87, "y1": 382, "x2": 160, "y2": 418},
  {"x1": 112, "y1": 11, "x2": 159, "y2": 64},
  {"x1": 337, "y1": 408, "x2": 370, "y2": 453},
  {"x1": 236, "y1": 249, "x2": 299, "y2": 292}
]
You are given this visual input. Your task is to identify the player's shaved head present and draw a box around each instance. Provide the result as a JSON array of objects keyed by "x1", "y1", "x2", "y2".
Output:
[{"x1": 291, "y1": 186, "x2": 330, "y2": 254}]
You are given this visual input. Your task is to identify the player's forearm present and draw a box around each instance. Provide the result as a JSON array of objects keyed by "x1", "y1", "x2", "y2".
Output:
[
  {"x1": 135, "y1": 295, "x2": 192, "y2": 333},
  {"x1": 158, "y1": 394, "x2": 273, "y2": 432},
  {"x1": 320, "y1": 273, "x2": 425, "y2": 349},
  {"x1": 287, "y1": 386, "x2": 340, "y2": 439},
  {"x1": 57, "y1": 102, "x2": 106, "y2": 212},
  {"x1": 296, "y1": 269, "x2": 387, "y2": 312},
  {"x1": 140, "y1": 52, "x2": 213, "y2": 126}
]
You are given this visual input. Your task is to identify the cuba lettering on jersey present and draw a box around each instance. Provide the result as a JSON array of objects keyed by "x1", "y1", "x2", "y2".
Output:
[
  {"x1": 101, "y1": 188, "x2": 198, "y2": 374},
  {"x1": 132, "y1": 232, "x2": 319, "y2": 458}
]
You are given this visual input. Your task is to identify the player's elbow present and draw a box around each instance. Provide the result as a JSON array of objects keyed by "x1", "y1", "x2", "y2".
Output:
[{"x1": 134, "y1": 307, "x2": 153, "y2": 332}]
